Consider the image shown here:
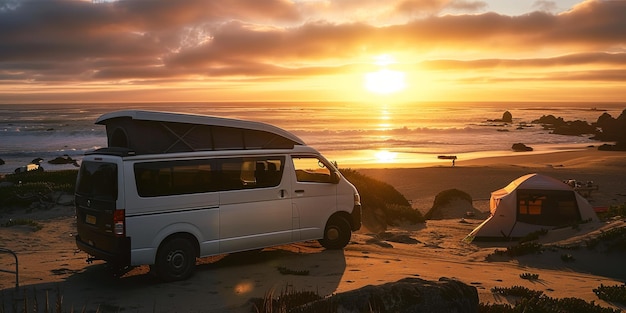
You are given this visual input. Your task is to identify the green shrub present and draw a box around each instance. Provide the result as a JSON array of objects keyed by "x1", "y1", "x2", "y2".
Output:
[
  {"x1": 431, "y1": 188, "x2": 472, "y2": 207},
  {"x1": 1, "y1": 218, "x2": 42, "y2": 230},
  {"x1": 276, "y1": 266, "x2": 309, "y2": 276},
  {"x1": 484, "y1": 286, "x2": 620, "y2": 313},
  {"x1": 519, "y1": 229, "x2": 548, "y2": 243},
  {"x1": 602, "y1": 203, "x2": 626, "y2": 219},
  {"x1": 250, "y1": 286, "x2": 323, "y2": 313},
  {"x1": 519, "y1": 272, "x2": 539, "y2": 281},
  {"x1": 0, "y1": 170, "x2": 77, "y2": 210},
  {"x1": 384, "y1": 204, "x2": 425, "y2": 225},
  {"x1": 594, "y1": 284, "x2": 626, "y2": 305},
  {"x1": 490, "y1": 286, "x2": 543, "y2": 298},
  {"x1": 489, "y1": 242, "x2": 544, "y2": 259},
  {"x1": 340, "y1": 169, "x2": 424, "y2": 226}
]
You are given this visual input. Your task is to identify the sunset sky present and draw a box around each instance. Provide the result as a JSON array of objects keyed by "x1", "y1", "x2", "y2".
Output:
[{"x1": 1, "y1": 0, "x2": 625, "y2": 104}]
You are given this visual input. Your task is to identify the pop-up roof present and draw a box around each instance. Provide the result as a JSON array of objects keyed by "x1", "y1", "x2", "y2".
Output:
[{"x1": 95, "y1": 110, "x2": 305, "y2": 155}]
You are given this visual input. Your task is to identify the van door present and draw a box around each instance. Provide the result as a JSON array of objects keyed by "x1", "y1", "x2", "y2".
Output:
[
  {"x1": 75, "y1": 158, "x2": 130, "y2": 265},
  {"x1": 218, "y1": 156, "x2": 292, "y2": 253},
  {"x1": 290, "y1": 155, "x2": 338, "y2": 241},
  {"x1": 126, "y1": 159, "x2": 220, "y2": 263}
]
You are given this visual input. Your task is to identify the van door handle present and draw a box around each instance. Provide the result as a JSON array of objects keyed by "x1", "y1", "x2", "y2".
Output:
[
  {"x1": 280, "y1": 189, "x2": 285, "y2": 198},
  {"x1": 295, "y1": 189, "x2": 304, "y2": 193}
]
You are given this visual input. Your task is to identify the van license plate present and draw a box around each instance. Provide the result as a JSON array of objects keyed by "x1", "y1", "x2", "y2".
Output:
[{"x1": 86, "y1": 214, "x2": 96, "y2": 225}]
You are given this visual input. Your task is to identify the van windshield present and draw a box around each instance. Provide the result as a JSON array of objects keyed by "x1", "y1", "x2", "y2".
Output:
[{"x1": 76, "y1": 161, "x2": 118, "y2": 201}]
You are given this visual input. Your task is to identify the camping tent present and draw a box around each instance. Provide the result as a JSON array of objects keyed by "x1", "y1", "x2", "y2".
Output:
[{"x1": 465, "y1": 173, "x2": 598, "y2": 241}]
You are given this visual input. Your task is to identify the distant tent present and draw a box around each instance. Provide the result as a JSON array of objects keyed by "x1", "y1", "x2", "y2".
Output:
[{"x1": 465, "y1": 173, "x2": 598, "y2": 241}]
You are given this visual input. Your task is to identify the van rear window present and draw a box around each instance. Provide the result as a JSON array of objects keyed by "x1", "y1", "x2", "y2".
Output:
[{"x1": 76, "y1": 161, "x2": 118, "y2": 201}]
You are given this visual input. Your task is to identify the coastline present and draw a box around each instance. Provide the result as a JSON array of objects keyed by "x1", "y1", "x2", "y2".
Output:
[
  {"x1": 331, "y1": 142, "x2": 614, "y2": 169},
  {"x1": 358, "y1": 147, "x2": 626, "y2": 213}
]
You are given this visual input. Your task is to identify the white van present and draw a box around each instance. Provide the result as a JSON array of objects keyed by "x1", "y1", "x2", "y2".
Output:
[{"x1": 75, "y1": 110, "x2": 361, "y2": 281}]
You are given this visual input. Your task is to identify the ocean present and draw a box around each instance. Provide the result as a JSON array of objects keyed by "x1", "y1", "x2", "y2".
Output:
[{"x1": 1, "y1": 101, "x2": 624, "y2": 174}]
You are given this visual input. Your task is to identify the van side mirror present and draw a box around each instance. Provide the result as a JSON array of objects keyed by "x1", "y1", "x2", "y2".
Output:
[{"x1": 331, "y1": 171, "x2": 340, "y2": 184}]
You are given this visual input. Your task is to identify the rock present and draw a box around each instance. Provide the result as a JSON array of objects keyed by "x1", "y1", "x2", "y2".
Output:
[
  {"x1": 14, "y1": 163, "x2": 43, "y2": 173},
  {"x1": 48, "y1": 155, "x2": 79, "y2": 166},
  {"x1": 593, "y1": 108, "x2": 626, "y2": 146},
  {"x1": 296, "y1": 277, "x2": 479, "y2": 313},
  {"x1": 425, "y1": 189, "x2": 482, "y2": 220},
  {"x1": 534, "y1": 114, "x2": 595, "y2": 136},
  {"x1": 512, "y1": 142, "x2": 533, "y2": 152},
  {"x1": 552, "y1": 120, "x2": 595, "y2": 136},
  {"x1": 501, "y1": 111, "x2": 512, "y2": 123},
  {"x1": 0, "y1": 158, "x2": 4, "y2": 166},
  {"x1": 31, "y1": 157, "x2": 44, "y2": 164}
]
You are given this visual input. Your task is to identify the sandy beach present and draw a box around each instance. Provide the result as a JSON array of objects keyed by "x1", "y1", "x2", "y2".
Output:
[{"x1": 1, "y1": 147, "x2": 625, "y2": 312}]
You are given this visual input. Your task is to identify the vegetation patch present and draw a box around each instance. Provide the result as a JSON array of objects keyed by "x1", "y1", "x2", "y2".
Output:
[
  {"x1": 490, "y1": 286, "x2": 544, "y2": 298},
  {"x1": 490, "y1": 242, "x2": 544, "y2": 258},
  {"x1": 340, "y1": 169, "x2": 424, "y2": 228},
  {"x1": 1, "y1": 218, "x2": 42, "y2": 231},
  {"x1": 250, "y1": 286, "x2": 323, "y2": 313},
  {"x1": 0, "y1": 170, "x2": 77, "y2": 211},
  {"x1": 276, "y1": 266, "x2": 309, "y2": 276},
  {"x1": 518, "y1": 229, "x2": 548, "y2": 243},
  {"x1": 601, "y1": 203, "x2": 626, "y2": 219},
  {"x1": 560, "y1": 253, "x2": 576, "y2": 262},
  {"x1": 484, "y1": 286, "x2": 620, "y2": 313},
  {"x1": 594, "y1": 284, "x2": 626, "y2": 306},
  {"x1": 519, "y1": 272, "x2": 539, "y2": 281}
]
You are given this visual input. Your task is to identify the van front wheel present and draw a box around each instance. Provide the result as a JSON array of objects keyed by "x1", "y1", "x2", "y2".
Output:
[
  {"x1": 155, "y1": 237, "x2": 196, "y2": 282},
  {"x1": 319, "y1": 217, "x2": 351, "y2": 250}
]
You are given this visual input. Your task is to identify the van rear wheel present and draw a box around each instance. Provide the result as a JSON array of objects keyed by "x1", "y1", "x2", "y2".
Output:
[
  {"x1": 319, "y1": 216, "x2": 351, "y2": 250},
  {"x1": 155, "y1": 237, "x2": 196, "y2": 282}
]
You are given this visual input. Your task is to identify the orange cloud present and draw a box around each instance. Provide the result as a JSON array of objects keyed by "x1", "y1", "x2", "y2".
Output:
[{"x1": 0, "y1": 0, "x2": 624, "y2": 102}]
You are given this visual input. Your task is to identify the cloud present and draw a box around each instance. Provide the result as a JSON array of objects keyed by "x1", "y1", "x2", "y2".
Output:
[{"x1": 0, "y1": 0, "x2": 624, "y2": 98}]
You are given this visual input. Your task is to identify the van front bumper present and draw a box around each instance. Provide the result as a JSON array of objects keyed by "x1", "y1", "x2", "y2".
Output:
[{"x1": 351, "y1": 205, "x2": 362, "y2": 231}]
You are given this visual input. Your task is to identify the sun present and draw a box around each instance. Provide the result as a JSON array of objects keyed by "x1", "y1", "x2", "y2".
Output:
[
  {"x1": 363, "y1": 55, "x2": 406, "y2": 95},
  {"x1": 364, "y1": 69, "x2": 406, "y2": 94}
]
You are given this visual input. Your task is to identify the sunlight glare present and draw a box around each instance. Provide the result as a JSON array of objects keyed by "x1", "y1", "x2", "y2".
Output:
[
  {"x1": 375, "y1": 150, "x2": 397, "y2": 163},
  {"x1": 364, "y1": 69, "x2": 406, "y2": 95}
]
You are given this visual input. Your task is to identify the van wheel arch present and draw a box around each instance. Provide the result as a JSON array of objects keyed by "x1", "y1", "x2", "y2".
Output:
[
  {"x1": 154, "y1": 233, "x2": 199, "y2": 282},
  {"x1": 318, "y1": 213, "x2": 352, "y2": 250}
]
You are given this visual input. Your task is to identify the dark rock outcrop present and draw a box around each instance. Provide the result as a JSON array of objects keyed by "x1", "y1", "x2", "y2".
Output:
[
  {"x1": 31, "y1": 157, "x2": 44, "y2": 164},
  {"x1": 48, "y1": 155, "x2": 79, "y2": 167},
  {"x1": 14, "y1": 163, "x2": 43, "y2": 174},
  {"x1": 501, "y1": 111, "x2": 512, "y2": 123},
  {"x1": 425, "y1": 189, "x2": 482, "y2": 220},
  {"x1": 486, "y1": 111, "x2": 513, "y2": 124},
  {"x1": 0, "y1": 158, "x2": 4, "y2": 166},
  {"x1": 533, "y1": 114, "x2": 594, "y2": 136},
  {"x1": 296, "y1": 277, "x2": 478, "y2": 313},
  {"x1": 512, "y1": 142, "x2": 533, "y2": 152},
  {"x1": 594, "y1": 109, "x2": 626, "y2": 150}
]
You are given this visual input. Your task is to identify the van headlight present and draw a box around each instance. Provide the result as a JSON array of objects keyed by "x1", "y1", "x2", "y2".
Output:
[{"x1": 354, "y1": 193, "x2": 361, "y2": 206}]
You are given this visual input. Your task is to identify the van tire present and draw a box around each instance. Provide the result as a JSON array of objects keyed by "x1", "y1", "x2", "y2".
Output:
[
  {"x1": 155, "y1": 237, "x2": 196, "y2": 282},
  {"x1": 319, "y1": 216, "x2": 351, "y2": 250}
]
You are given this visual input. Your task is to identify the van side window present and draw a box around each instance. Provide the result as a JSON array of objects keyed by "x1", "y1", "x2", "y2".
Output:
[
  {"x1": 292, "y1": 156, "x2": 332, "y2": 183},
  {"x1": 135, "y1": 160, "x2": 215, "y2": 197},
  {"x1": 217, "y1": 157, "x2": 285, "y2": 190},
  {"x1": 134, "y1": 156, "x2": 285, "y2": 197}
]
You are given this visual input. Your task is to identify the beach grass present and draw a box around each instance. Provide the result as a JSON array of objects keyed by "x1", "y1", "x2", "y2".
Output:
[{"x1": 0, "y1": 170, "x2": 77, "y2": 211}]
